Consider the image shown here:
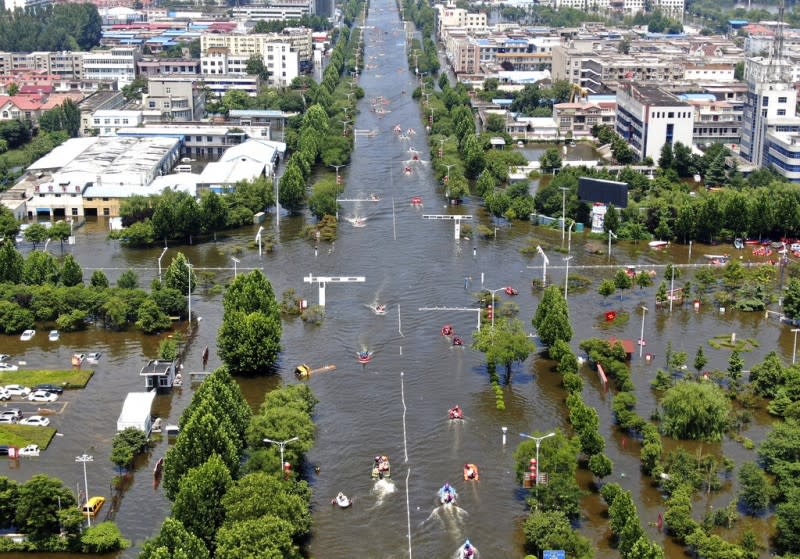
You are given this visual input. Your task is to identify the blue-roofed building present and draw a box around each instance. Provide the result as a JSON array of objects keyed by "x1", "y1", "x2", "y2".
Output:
[{"x1": 729, "y1": 19, "x2": 748, "y2": 29}]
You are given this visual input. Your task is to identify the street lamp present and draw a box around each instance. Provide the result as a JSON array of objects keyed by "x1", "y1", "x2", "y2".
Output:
[
  {"x1": 536, "y1": 245, "x2": 549, "y2": 287},
  {"x1": 43, "y1": 238, "x2": 52, "y2": 252},
  {"x1": 263, "y1": 436, "x2": 299, "y2": 475},
  {"x1": 187, "y1": 260, "x2": 193, "y2": 323},
  {"x1": 329, "y1": 164, "x2": 347, "y2": 188},
  {"x1": 639, "y1": 306, "x2": 648, "y2": 358},
  {"x1": 231, "y1": 257, "x2": 240, "y2": 278},
  {"x1": 485, "y1": 287, "x2": 507, "y2": 330},
  {"x1": 157, "y1": 247, "x2": 168, "y2": 283},
  {"x1": 608, "y1": 229, "x2": 617, "y2": 258},
  {"x1": 559, "y1": 187, "x2": 569, "y2": 244},
  {"x1": 567, "y1": 220, "x2": 574, "y2": 254},
  {"x1": 563, "y1": 256, "x2": 573, "y2": 303},
  {"x1": 792, "y1": 328, "x2": 800, "y2": 364},
  {"x1": 520, "y1": 432, "x2": 556, "y2": 487},
  {"x1": 443, "y1": 163, "x2": 455, "y2": 186},
  {"x1": 75, "y1": 454, "x2": 93, "y2": 527}
]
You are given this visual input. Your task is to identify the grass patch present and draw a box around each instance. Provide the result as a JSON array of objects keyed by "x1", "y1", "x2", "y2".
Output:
[
  {"x1": 0, "y1": 369, "x2": 93, "y2": 388},
  {"x1": 707, "y1": 335, "x2": 759, "y2": 352},
  {"x1": 0, "y1": 425, "x2": 57, "y2": 448}
]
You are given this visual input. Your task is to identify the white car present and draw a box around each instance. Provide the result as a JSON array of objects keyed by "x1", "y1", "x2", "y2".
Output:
[
  {"x1": 0, "y1": 362, "x2": 19, "y2": 372},
  {"x1": 0, "y1": 387, "x2": 10, "y2": 401},
  {"x1": 19, "y1": 329, "x2": 35, "y2": 341},
  {"x1": 4, "y1": 385, "x2": 30, "y2": 397},
  {"x1": 19, "y1": 416, "x2": 50, "y2": 427},
  {"x1": 19, "y1": 444, "x2": 40, "y2": 456},
  {"x1": 28, "y1": 390, "x2": 58, "y2": 403},
  {"x1": 48, "y1": 330, "x2": 59, "y2": 342},
  {"x1": 0, "y1": 354, "x2": 10, "y2": 362},
  {"x1": 0, "y1": 409, "x2": 22, "y2": 420},
  {"x1": 0, "y1": 416, "x2": 16, "y2": 424}
]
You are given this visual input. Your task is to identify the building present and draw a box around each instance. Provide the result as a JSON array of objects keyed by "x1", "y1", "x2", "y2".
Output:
[
  {"x1": 90, "y1": 109, "x2": 143, "y2": 136},
  {"x1": 0, "y1": 51, "x2": 84, "y2": 79},
  {"x1": 140, "y1": 359, "x2": 178, "y2": 390},
  {"x1": 136, "y1": 57, "x2": 201, "y2": 78},
  {"x1": 680, "y1": 94, "x2": 742, "y2": 147},
  {"x1": 554, "y1": 96, "x2": 617, "y2": 139},
  {"x1": 197, "y1": 139, "x2": 285, "y2": 192},
  {"x1": 76, "y1": 90, "x2": 126, "y2": 136},
  {"x1": 116, "y1": 392, "x2": 157, "y2": 434},
  {"x1": 615, "y1": 84, "x2": 694, "y2": 161},
  {"x1": 0, "y1": 92, "x2": 83, "y2": 126},
  {"x1": 3, "y1": 0, "x2": 50, "y2": 11},
  {"x1": 200, "y1": 28, "x2": 313, "y2": 63},
  {"x1": 201, "y1": 42, "x2": 298, "y2": 87},
  {"x1": 435, "y1": 2, "x2": 488, "y2": 38},
  {"x1": 231, "y1": 0, "x2": 315, "y2": 21},
  {"x1": 198, "y1": 73, "x2": 260, "y2": 98},
  {"x1": 116, "y1": 124, "x2": 249, "y2": 159},
  {"x1": 143, "y1": 77, "x2": 206, "y2": 121},
  {"x1": 82, "y1": 47, "x2": 139, "y2": 88}
]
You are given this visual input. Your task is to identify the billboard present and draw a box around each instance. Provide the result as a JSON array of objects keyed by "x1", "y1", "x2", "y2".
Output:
[{"x1": 578, "y1": 177, "x2": 629, "y2": 208}]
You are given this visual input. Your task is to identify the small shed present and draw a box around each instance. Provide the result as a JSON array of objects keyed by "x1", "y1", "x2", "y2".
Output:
[
  {"x1": 140, "y1": 359, "x2": 177, "y2": 389},
  {"x1": 117, "y1": 392, "x2": 157, "y2": 434},
  {"x1": 608, "y1": 337, "x2": 635, "y2": 360}
]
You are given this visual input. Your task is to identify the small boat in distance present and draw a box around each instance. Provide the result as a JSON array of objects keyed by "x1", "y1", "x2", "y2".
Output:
[
  {"x1": 460, "y1": 540, "x2": 476, "y2": 558},
  {"x1": 448, "y1": 405, "x2": 463, "y2": 420},
  {"x1": 734, "y1": 238, "x2": 744, "y2": 249},
  {"x1": 86, "y1": 352, "x2": 102, "y2": 364},
  {"x1": 371, "y1": 455, "x2": 391, "y2": 479},
  {"x1": 48, "y1": 330, "x2": 59, "y2": 342},
  {"x1": 441, "y1": 324, "x2": 454, "y2": 337},
  {"x1": 410, "y1": 196, "x2": 422, "y2": 205},
  {"x1": 20, "y1": 330, "x2": 35, "y2": 341},
  {"x1": 331, "y1": 492, "x2": 353, "y2": 508},
  {"x1": 357, "y1": 350, "x2": 373, "y2": 364},
  {"x1": 452, "y1": 336, "x2": 464, "y2": 347},
  {"x1": 504, "y1": 286, "x2": 518, "y2": 296},
  {"x1": 463, "y1": 463, "x2": 479, "y2": 481},
  {"x1": 370, "y1": 303, "x2": 387, "y2": 315},
  {"x1": 438, "y1": 483, "x2": 457, "y2": 505},
  {"x1": 648, "y1": 240, "x2": 669, "y2": 249}
]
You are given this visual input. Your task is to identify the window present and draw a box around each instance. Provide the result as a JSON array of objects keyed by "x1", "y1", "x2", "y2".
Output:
[
  {"x1": 763, "y1": 96, "x2": 769, "y2": 106},
  {"x1": 778, "y1": 109, "x2": 787, "y2": 116},
  {"x1": 762, "y1": 109, "x2": 768, "y2": 117},
  {"x1": 667, "y1": 112, "x2": 674, "y2": 118},
  {"x1": 71, "y1": 208, "x2": 78, "y2": 216},
  {"x1": 166, "y1": 87, "x2": 171, "y2": 94},
  {"x1": 779, "y1": 96, "x2": 787, "y2": 103},
  {"x1": 102, "y1": 197, "x2": 109, "y2": 201},
  {"x1": 103, "y1": 208, "x2": 110, "y2": 216}
]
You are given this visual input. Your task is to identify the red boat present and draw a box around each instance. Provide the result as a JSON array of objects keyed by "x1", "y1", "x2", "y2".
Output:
[
  {"x1": 441, "y1": 324, "x2": 453, "y2": 336},
  {"x1": 448, "y1": 405, "x2": 463, "y2": 420},
  {"x1": 356, "y1": 350, "x2": 373, "y2": 364},
  {"x1": 452, "y1": 336, "x2": 464, "y2": 347},
  {"x1": 504, "y1": 286, "x2": 518, "y2": 296},
  {"x1": 411, "y1": 196, "x2": 422, "y2": 205}
]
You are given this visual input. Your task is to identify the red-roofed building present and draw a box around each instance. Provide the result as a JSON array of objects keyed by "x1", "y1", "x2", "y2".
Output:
[
  {"x1": 608, "y1": 337, "x2": 634, "y2": 360},
  {"x1": 0, "y1": 93, "x2": 84, "y2": 125}
]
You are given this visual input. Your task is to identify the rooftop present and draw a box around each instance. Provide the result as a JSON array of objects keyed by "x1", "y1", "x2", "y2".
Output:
[{"x1": 622, "y1": 84, "x2": 687, "y2": 107}]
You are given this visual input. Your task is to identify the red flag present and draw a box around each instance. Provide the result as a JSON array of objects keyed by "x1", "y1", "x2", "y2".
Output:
[{"x1": 657, "y1": 512, "x2": 663, "y2": 531}]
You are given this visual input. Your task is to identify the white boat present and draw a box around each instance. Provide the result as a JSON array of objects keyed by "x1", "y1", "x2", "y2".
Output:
[
  {"x1": 346, "y1": 216, "x2": 367, "y2": 228},
  {"x1": 71, "y1": 353, "x2": 86, "y2": 366},
  {"x1": 648, "y1": 240, "x2": 669, "y2": 249},
  {"x1": 86, "y1": 352, "x2": 102, "y2": 364},
  {"x1": 370, "y1": 303, "x2": 387, "y2": 315},
  {"x1": 48, "y1": 330, "x2": 59, "y2": 342},
  {"x1": 20, "y1": 330, "x2": 35, "y2": 341},
  {"x1": 331, "y1": 492, "x2": 352, "y2": 508},
  {"x1": 172, "y1": 373, "x2": 183, "y2": 387}
]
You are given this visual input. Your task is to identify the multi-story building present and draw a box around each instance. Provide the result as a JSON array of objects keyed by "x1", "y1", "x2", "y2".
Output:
[
  {"x1": 615, "y1": 84, "x2": 694, "y2": 161},
  {"x1": 137, "y1": 57, "x2": 201, "y2": 78},
  {"x1": 142, "y1": 77, "x2": 205, "y2": 122},
  {"x1": 90, "y1": 109, "x2": 143, "y2": 136},
  {"x1": 231, "y1": 0, "x2": 315, "y2": 21},
  {"x1": 683, "y1": 62, "x2": 736, "y2": 82},
  {"x1": 3, "y1": 0, "x2": 50, "y2": 11},
  {"x1": 0, "y1": 92, "x2": 83, "y2": 126},
  {"x1": 554, "y1": 96, "x2": 617, "y2": 139},
  {"x1": 434, "y1": 1, "x2": 487, "y2": 38},
  {"x1": 681, "y1": 94, "x2": 742, "y2": 147},
  {"x1": 0, "y1": 51, "x2": 83, "y2": 79},
  {"x1": 82, "y1": 47, "x2": 139, "y2": 88},
  {"x1": 198, "y1": 74, "x2": 261, "y2": 98},
  {"x1": 200, "y1": 28, "x2": 312, "y2": 63},
  {"x1": 201, "y1": 43, "x2": 299, "y2": 87},
  {"x1": 76, "y1": 90, "x2": 126, "y2": 136}
]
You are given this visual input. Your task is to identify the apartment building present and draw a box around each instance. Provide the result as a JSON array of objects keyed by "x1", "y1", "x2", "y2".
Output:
[
  {"x1": 681, "y1": 95, "x2": 742, "y2": 147},
  {"x1": 82, "y1": 47, "x2": 139, "y2": 88},
  {"x1": 554, "y1": 97, "x2": 616, "y2": 139},
  {"x1": 137, "y1": 57, "x2": 201, "y2": 78},
  {"x1": 201, "y1": 42, "x2": 299, "y2": 87},
  {"x1": 143, "y1": 78, "x2": 205, "y2": 122},
  {"x1": 435, "y1": 2, "x2": 487, "y2": 38},
  {"x1": 231, "y1": 0, "x2": 315, "y2": 21},
  {"x1": 89, "y1": 109, "x2": 143, "y2": 136},
  {"x1": 0, "y1": 51, "x2": 83, "y2": 79},
  {"x1": 200, "y1": 28, "x2": 313, "y2": 63},
  {"x1": 615, "y1": 84, "x2": 694, "y2": 161}
]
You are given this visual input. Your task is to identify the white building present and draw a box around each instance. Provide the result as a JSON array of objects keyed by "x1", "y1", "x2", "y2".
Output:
[
  {"x1": 198, "y1": 139, "x2": 285, "y2": 192},
  {"x1": 82, "y1": 47, "x2": 139, "y2": 88},
  {"x1": 201, "y1": 42, "x2": 298, "y2": 87},
  {"x1": 117, "y1": 392, "x2": 157, "y2": 434},
  {"x1": 3, "y1": 0, "x2": 50, "y2": 10},
  {"x1": 434, "y1": 1, "x2": 487, "y2": 38},
  {"x1": 231, "y1": 0, "x2": 315, "y2": 21},
  {"x1": 200, "y1": 29, "x2": 313, "y2": 63},
  {"x1": 616, "y1": 84, "x2": 694, "y2": 161},
  {"x1": 90, "y1": 110, "x2": 143, "y2": 136}
]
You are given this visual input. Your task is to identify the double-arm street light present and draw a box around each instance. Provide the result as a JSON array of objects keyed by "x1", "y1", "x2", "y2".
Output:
[
  {"x1": 263, "y1": 436, "x2": 299, "y2": 475},
  {"x1": 484, "y1": 287, "x2": 508, "y2": 330},
  {"x1": 519, "y1": 432, "x2": 556, "y2": 488},
  {"x1": 75, "y1": 454, "x2": 93, "y2": 527}
]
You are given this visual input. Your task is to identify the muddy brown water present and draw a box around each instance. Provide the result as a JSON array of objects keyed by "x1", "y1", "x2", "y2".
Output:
[{"x1": 0, "y1": 4, "x2": 787, "y2": 557}]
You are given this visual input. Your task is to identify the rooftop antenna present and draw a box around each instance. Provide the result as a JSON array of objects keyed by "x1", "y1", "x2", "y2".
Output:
[{"x1": 768, "y1": 0, "x2": 787, "y2": 82}]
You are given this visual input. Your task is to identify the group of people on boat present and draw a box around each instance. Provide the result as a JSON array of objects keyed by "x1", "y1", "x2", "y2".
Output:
[
  {"x1": 331, "y1": 492, "x2": 352, "y2": 508},
  {"x1": 372, "y1": 455, "x2": 390, "y2": 479},
  {"x1": 463, "y1": 463, "x2": 479, "y2": 480},
  {"x1": 461, "y1": 540, "x2": 475, "y2": 558},
  {"x1": 438, "y1": 482, "x2": 457, "y2": 505},
  {"x1": 442, "y1": 324, "x2": 464, "y2": 346},
  {"x1": 448, "y1": 404, "x2": 463, "y2": 420},
  {"x1": 357, "y1": 350, "x2": 373, "y2": 363}
]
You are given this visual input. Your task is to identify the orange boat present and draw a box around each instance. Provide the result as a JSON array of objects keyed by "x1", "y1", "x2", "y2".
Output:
[{"x1": 463, "y1": 463, "x2": 479, "y2": 481}]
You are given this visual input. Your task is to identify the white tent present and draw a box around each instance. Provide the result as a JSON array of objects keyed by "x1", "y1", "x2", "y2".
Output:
[{"x1": 117, "y1": 392, "x2": 156, "y2": 434}]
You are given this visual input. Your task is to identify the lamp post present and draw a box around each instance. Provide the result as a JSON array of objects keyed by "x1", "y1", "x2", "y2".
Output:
[
  {"x1": 329, "y1": 164, "x2": 347, "y2": 188},
  {"x1": 608, "y1": 229, "x2": 617, "y2": 258},
  {"x1": 44, "y1": 238, "x2": 51, "y2": 252},
  {"x1": 255, "y1": 226, "x2": 264, "y2": 257},
  {"x1": 567, "y1": 220, "x2": 574, "y2": 254},
  {"x1": 157, "y1": 247, "x2": 168, "y2": 283},
  {"x1": 559, "y1": 187, "x2": 569, "y2": 244},
  {"x1": 443, "y1": 163, "x2": 455, "y2": 186},
  {"x1": 563, "y1": 256, "x2": 573, "y2": 303},
  {"x1": 639, "y1": 305, "x2": 648, "y2": 358},
  {"x1": 792, "y1": 328, "x2": 800, "y2": 364},
  {"x1": 536, "y1": 245, "x2": 549, "y2": 287},
  {"x1": 520, "y1": 432, "x2": 556, "y2": 488},
  {"x1": 485, "y1": 287, "x2": 507, "y2": 330},
  {"x1": 75, "y1": 454, "x2": 93, "y2": 527},
  {"x1": 231, "y1": 257, "x2": 240, "y2": 278},
  {"x1": 263, "y1": 436, "x2": 299, "y2": 475},
  {"x1": 187, "y1": 261, "x2": 192, "y2": 322}
]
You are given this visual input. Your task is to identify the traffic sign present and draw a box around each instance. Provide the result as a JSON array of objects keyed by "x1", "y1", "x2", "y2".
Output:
[{"x1": 543, "y1": 551, "x2": 565, "y2": 559}]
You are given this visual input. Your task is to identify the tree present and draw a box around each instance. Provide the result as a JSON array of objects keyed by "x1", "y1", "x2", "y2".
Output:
[
  {"x1": 222, "y1": 472, "x2": 311, "y2": 535},
  {"x1": 471, "y1": 317, "x2": 537, "y2": 379},
  {"x1": 0, "y1": 477, "x2": 18, "y2": 528},
  {"x1": 614, "y1": 268, "x2": 633, "y2": 292},
  {"x1": 749, "y1": 351, "x2": 786, "y2": 398},
  {"x1": 784, "y1": 278, "x2": 800, "y2": 320},
  {"x1": 598, "y1": 278, "x2": 616, "y2": 299},
  {"x1": 23, "y1": 223, "x2": 48, "y2": 249},
  {"x1": 462, "y1": 134, "x2": 485, "y2": 178},
  {"x1": 172, "y1": 454, "x2": 232, "y2": 550},
  {"x1": 588, "y1": 452, "x2": 613, "y2": 482},
  {"x1": 705, "y1": 153, "x2": 727, "y2": 187},
  {"x1": 0, "y1": 240, "x2": 23, "y2": 283},
  {"x1": 139, "y1": 518, "x2": 209, "y2": 559},
  {"x1": 136, "y1": 298, "x2": 171, "y2": 334},
  {"x1": 728, "y1": 349, "x2": 744, "y2": 388},
  {"x1": 539, "y1": 147, "x2": 562, "y2": 172},
  {"x1": 110, "y1": 427, "x2": 149, "y2": 472},
  {"x1": 80, "y1": 522, "x2": 130, "y2": 553},
  {"x1": 164, "y1": 252, "x2": 196, "y2": 295},
  {"x1": 245, "y1": 54, "x2": 271, "y2": 81},
  {"x1": 603, "y1": 203, "x2": 620, "y2": 234},
  {"x1": 14, "y1": 474, "x2": 76, "y2": 541},
  {"x1": 658, "y1": 141, "x2": 674, "y2": 170},
  {"x1": 523, "y1": 510, "x2": 592, "y2": 559},
  {"x1": 49, "y1": 220, "x2": 71, "y2": 250},
  {"x1": 90, "y1": 270, "x2": 109, "y2": 288},
  {"x1": 660, "y1": 381, "x2": 731, "y2": 441},
  {"x1": 200, "y1": 191, "x2": 227, "y2": 240},
  {"x1": 22, "y1": 250, "x2": 59, "y2": 285},
  {"x1": 59, "y1": 253, "x2": 83, "y2": 286},
  {"x1": 278, "y1": 162, "x2": 306, "y2": 213},
  {"x1": 532, "y1": 285, "x2": 572, "y2": 348},
  {"x1": 738, "y1": 462, "x2": 772, "y2": 515},
  {"x1": 117, "y1": 269, "x2": 138, "y2": 289},
  {"x1": 694, "y1": 345, "x2": 708, "y2": 374},
  {"x1": 215, "y1": 516, "x2": 302, "y2": 559}
]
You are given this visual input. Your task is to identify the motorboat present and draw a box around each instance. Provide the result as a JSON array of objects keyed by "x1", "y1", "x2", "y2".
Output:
[
  {"x1": 460, "y1": 540, "x2": 476, "y2": 558},
  {"x1": 71, "y1": 353, "x2": 86, "y2": 366},
  {"x1": 438, "y1": 483, "x2": 458, "y2": 505},
  {"x1": 86, "y1": 352, "x2": 102, "y2": 364},
  {"x1": 48, "y1": 330, "x2": 59, "y2": 342},
  {"x1": 734, "y1": 238, "x2": 744, "y2": 250},
  {"x1": 504, "y1": 286, "x2": 518, "y2": 296},
  {"x1": 448, "y1": 405, "x2": 463, "y2": 420},
  {"x1": 441, "y1": 324, "x2": 454, "y2": 337},
  {"x1": 410, "y1": 196, "x2": 422, "y2": 205},
  {"x1": 371, "y1": 455, "x2": 391, "y2": 479},
  {"x1": 404, "y1": 166, "x2": 412, "y2": 176},
  {"x1": 463, "y1": 463, "x2": 479, "y2": 481},
  {"x1": 452, "y1": 336, "x2": 464, "y2": 347},
  {"x1": 357, "y1": 350, "x2": 373, "y2": 364},
  {"x1": 648, "y1": 240, "x2": 669, "y2": 249},
  {"x1": 172, "y1": 373, "x2": 183, "y2": 387},
  {"x1": 332, "y1": 492, "x2": 353, "y2": 508},
  {"x1": 346, "y1": 216, "x2": 367, "y2": 228},
  {"x1": 370, "y1": 303, "x2": 387, "y2": 315},
  {"x1": 20, "y1": 330, "x2": 35, "y2": 341},
  {"x1": 295, "y1": 364, "x2": 312, "y2": 379},
  {"x1": 704, "y1": 254, "x2": 730, "y2": 265}
]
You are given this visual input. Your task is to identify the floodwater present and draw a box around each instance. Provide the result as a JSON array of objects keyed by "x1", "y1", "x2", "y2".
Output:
[{"x1": 0, "y1": 3, "x2": 787, "y2": 558}]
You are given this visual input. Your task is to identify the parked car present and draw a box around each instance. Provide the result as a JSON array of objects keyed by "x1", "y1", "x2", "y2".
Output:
[
  {"x1": 82, "y1": 496, "x2": 105, "y2": 517},
  {"x1": 0, "y1": 416, "x2": 17, "y2": 424},
  {"x1": 0, "y1": 446, "x2": 8, "y2": 455},
  {"x1": 4, "y1": 385, "x2": 30, "y2": 397},
  {"x1": 0, "y1": 362, "x2": 19, "y2": 372},
  {"x1": 0, "y1": 387, "x2": 10, "y2": 401},
  {"x1": 19, "y1": 329, "x2": 35, "y2": 341},
  {"x1": 48, "y1": 330, "x2": 59, "y2": 342},
  {"x1": 0, "y1": 354, "x2": 10, "y2": 362},
  {"x1": 19, "y1": 416, "x2": 50, "y2": 427},
  {"x1": 86, "y1": 352, "x2": 102, "y2": 364},
  {"x1": 33, "y1": 384, "x2": 64, "y2": 394},
  {"x1": 0, "y1": 409, "x2": 22, "y2": 420},
  {"x1": 28, "y1": 390, "x2": 58, "y2": 403},
  {"x1": 19, "y1": 444, "x2": 40, "y2": 457}
]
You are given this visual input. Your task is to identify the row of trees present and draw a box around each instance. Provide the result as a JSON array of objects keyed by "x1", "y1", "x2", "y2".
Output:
[
  {"x1": 0, "y1": 475, "x2": 128, "y2": 552},
  {"x1": 0, "y1": 3, "x2": 101, "y2": 52},
  {"x1": 144, "y1": 372, "x2": 316, "y2": 558},
  {"x1": 217, "y1": 270, "x2": 282, "y2": 376}
]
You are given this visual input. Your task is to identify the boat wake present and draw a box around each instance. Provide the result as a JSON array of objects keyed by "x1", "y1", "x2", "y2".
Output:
[
  {"x1": 421, "y1": 502, "x2": 469, "y2": 529},
  {"x1": 371, "y1": 478, "x2": 396, "y2": 505}
]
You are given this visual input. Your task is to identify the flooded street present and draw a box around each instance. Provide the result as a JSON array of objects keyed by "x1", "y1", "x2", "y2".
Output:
[{"x1": 0, "y1": 2, "x2": 787, "y2": 558}]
